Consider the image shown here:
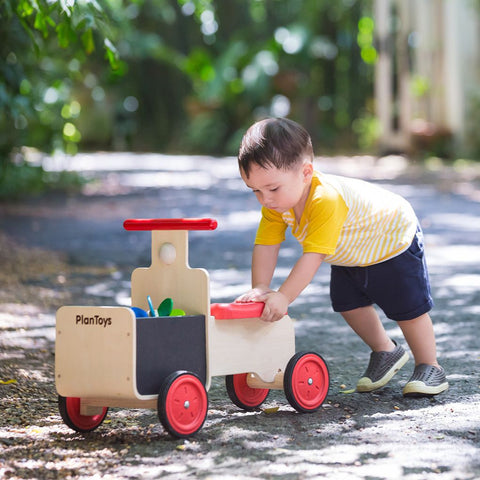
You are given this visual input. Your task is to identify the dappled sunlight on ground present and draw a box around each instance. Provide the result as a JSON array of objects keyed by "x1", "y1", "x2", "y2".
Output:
[
  {"x1": 0, "y1": 311, "x2": 55, "y2": 349},
  {"x1": 440, "y1": 274, "x2": 480, "y2": 293},
  {"x1": 1, "y1": 153, "x2": 479, "y2": 479}
]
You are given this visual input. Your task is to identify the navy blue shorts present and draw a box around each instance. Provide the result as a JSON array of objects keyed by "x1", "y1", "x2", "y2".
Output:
[{"x1": 330, "y1": 226, "x2": 433, "y2": 321}]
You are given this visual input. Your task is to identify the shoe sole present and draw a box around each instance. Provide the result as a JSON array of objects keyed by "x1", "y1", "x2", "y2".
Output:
[
  {"x1": 403, "y1": 381, "x2": 449, "y2": 397},
  {"x1": 357, "y1": 351, "x2": 409, "y2": 392}
]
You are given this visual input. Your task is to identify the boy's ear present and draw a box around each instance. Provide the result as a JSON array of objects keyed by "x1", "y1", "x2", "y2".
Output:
[{"x1": 302, "y1": 162, "x2": 314, "y2": 182}]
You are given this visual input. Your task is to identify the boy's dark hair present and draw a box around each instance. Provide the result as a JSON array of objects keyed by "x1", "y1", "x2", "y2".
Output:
[{"x1": 238, "y1": 117, "x2": 314, "y2": 178}]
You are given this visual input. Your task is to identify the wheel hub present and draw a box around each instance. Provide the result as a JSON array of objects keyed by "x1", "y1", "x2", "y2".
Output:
[
  {"x1": 184, "y1": 400, "x2": 190, "y2": 409},
  {"x1": 308, "y1": 377, "x2": 313, "y2": 385}
]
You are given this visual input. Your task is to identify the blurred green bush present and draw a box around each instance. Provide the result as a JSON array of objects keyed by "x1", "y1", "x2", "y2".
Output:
[{"x1": 1, "y1": 0, "x2": 377, "y2": 196}]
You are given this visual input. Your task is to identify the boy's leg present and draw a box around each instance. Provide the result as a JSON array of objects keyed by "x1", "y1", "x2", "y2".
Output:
[
  {"x1": 397, "y1": 312, "x2": 438, "y2": 367},
  {"x1": 341, "y1": 305, "x2": 409, "y2": 392},
  {"x1": 399, "y1": 312, "x2": 448, "y2": 396},
  {"x1": 341, "y1": 305, "x2": 394, "y2": 352}
]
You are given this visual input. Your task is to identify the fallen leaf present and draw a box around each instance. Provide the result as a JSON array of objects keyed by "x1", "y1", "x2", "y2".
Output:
[
  {"x1": 340, "y1": 389, "x2": 355, "y2": 394},
  {"x1": 263, "y1": 406, "x2": 280, "y2": 414},
  {"x1": 0, "y1": 379, "x2": 17, "y2": 385}
]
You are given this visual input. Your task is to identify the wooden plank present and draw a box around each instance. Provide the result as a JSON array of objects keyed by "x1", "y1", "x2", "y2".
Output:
[
  {"x1": 207, "y1": 314, "x2": 295, "y2": 383},
  {"x1": 81, "y1": 397, "x2": 157, "y2": 410},
  {"x1": 55, "y1": 306, "x2": 138, "y2": 400},
  {"x1": 246, "y1": 371, "x2": 285, "y2": 390}
]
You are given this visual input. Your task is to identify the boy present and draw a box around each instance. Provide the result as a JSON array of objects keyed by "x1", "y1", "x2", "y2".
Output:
[{"x1": 236, "y1": 117, "x2": 448, "y2": 397}]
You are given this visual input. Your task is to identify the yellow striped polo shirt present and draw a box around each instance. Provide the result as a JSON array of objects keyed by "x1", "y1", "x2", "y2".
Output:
[{"x1": 254, "y1": 171, "x2": 418, "y2": 267}]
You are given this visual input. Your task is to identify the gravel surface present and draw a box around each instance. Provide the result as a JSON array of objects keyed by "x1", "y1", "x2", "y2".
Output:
[{"x1": 0, "y1": 154, "x2": 479, "y2": 479}]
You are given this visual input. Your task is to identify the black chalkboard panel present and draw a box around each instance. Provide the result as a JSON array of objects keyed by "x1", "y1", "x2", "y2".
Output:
[{"x1": 135, "y1": 315, "x2": 206, "y2": 395}]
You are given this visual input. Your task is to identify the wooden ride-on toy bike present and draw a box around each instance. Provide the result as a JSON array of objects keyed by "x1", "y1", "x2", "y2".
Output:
[{"x1": 55, "y1": 218, "x2": 330, "y2": 438}]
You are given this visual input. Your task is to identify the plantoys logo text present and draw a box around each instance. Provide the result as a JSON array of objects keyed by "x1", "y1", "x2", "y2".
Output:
[{"x1": 76, "y1": 314, "x2": 112, "y2": 328}]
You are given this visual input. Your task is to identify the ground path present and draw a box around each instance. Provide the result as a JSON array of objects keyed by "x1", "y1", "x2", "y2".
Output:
[{"x1": 0, "y1": 154, "x2": 479, "y2": 479}]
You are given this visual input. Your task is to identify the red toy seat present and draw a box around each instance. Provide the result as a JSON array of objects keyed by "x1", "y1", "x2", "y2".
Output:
[{"x1": 210, "y1": 302, "x2": 265, "y2": 319}]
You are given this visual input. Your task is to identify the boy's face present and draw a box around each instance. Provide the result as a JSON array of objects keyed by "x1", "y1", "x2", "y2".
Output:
[{"x1": 240, "y1": 162, "x2": 313, "y2": 214}]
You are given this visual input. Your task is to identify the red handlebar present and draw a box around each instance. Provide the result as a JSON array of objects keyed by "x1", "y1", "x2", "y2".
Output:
[{"x1": 123, "y1": 218, "x2": 218, "y2": 231}]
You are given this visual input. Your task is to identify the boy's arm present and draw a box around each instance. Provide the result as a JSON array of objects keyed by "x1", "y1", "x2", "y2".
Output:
[
  {"x1": 261, "y1": 252, "x2": 326, "y2": 322},
  {"x1": 252, "y1": 243, "x2": 280, "y2": 290},
  {"x1": 235, "y1": 244, "x2": 280, "y2": 302}
]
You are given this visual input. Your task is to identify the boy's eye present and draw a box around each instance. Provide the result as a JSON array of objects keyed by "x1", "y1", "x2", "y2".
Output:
[{"x1": 270, "y1": 187, "x2": 279, "y2": 192}]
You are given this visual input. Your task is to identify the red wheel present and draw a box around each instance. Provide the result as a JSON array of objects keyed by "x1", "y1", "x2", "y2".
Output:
[
  {"x1": 226, "y1": 373, "x2": 269, "y2": 411},
  {"x1": 158, "y1": 371, "x2": 208, "y2": 438},
  {"x1": 58, "y1": 396, "x2": 108, "y2": 433},
  {"x1": 284, "y1": 352, "x2": 329, "y2": 413}
]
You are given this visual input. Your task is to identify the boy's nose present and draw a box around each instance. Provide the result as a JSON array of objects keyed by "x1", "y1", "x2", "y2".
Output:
[
  {"x1": 263, "y1": 192, "x2": 273, "y2": 203},
  {"x1": 262, "y1": 198, "x2": 273, "y2": 208}
]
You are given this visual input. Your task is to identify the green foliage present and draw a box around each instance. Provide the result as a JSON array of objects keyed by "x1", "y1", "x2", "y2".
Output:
[
  {"x1": 352, "y1": 112, "x2": 381, "y2": 151},
  {"x1": 109, "y1": 0, "x2": 375, "y2": 154},
  {"x1": 465, "y1": 89, "x2": 480, "y2": 160},
  {"x1": 357, "y1": 16, "x2": 377, "y2": 64},
  {"x1": 0, "y1": 0, "x2": 121, "y2": 166},
  {"x1": 411, "y1": 75, "x2": 430, "y2": 98},
  {"x1": 12, "y1": 0, "x2": 120, "y2": 67},
  {"x1": 0, "y1": 159, "x2": 86, "y2": 200},
  {"x1": 1, "y1": 0, "x2": 377, "y2": 197}
]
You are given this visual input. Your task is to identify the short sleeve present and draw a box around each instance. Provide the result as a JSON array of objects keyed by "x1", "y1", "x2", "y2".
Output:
[
  {"x1": 254, "y1": 207, "x2": 287, "y2": 245},
  {"x1": 302, "y1": 185, "x2": 348, "y2": 254}
]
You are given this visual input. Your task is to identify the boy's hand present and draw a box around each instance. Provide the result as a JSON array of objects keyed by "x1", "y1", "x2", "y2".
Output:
[
  {"x1": 260, "y1": 291, "x2": 289, "y2": 323},
  {"x1": 235, "y1": 286, "x2": 272, "y2": 303},
  {"x1": 235, "y1": 286, "x2": 289, "y2": 322}
]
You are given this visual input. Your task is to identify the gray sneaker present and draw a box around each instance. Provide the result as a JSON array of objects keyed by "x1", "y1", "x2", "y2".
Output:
[
  {"x1": 403, "y1": 364, "x2": 449, "y2": 397},
  {"x1": 357, "y1": 340, "x2": 409, "y2": 392}
]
